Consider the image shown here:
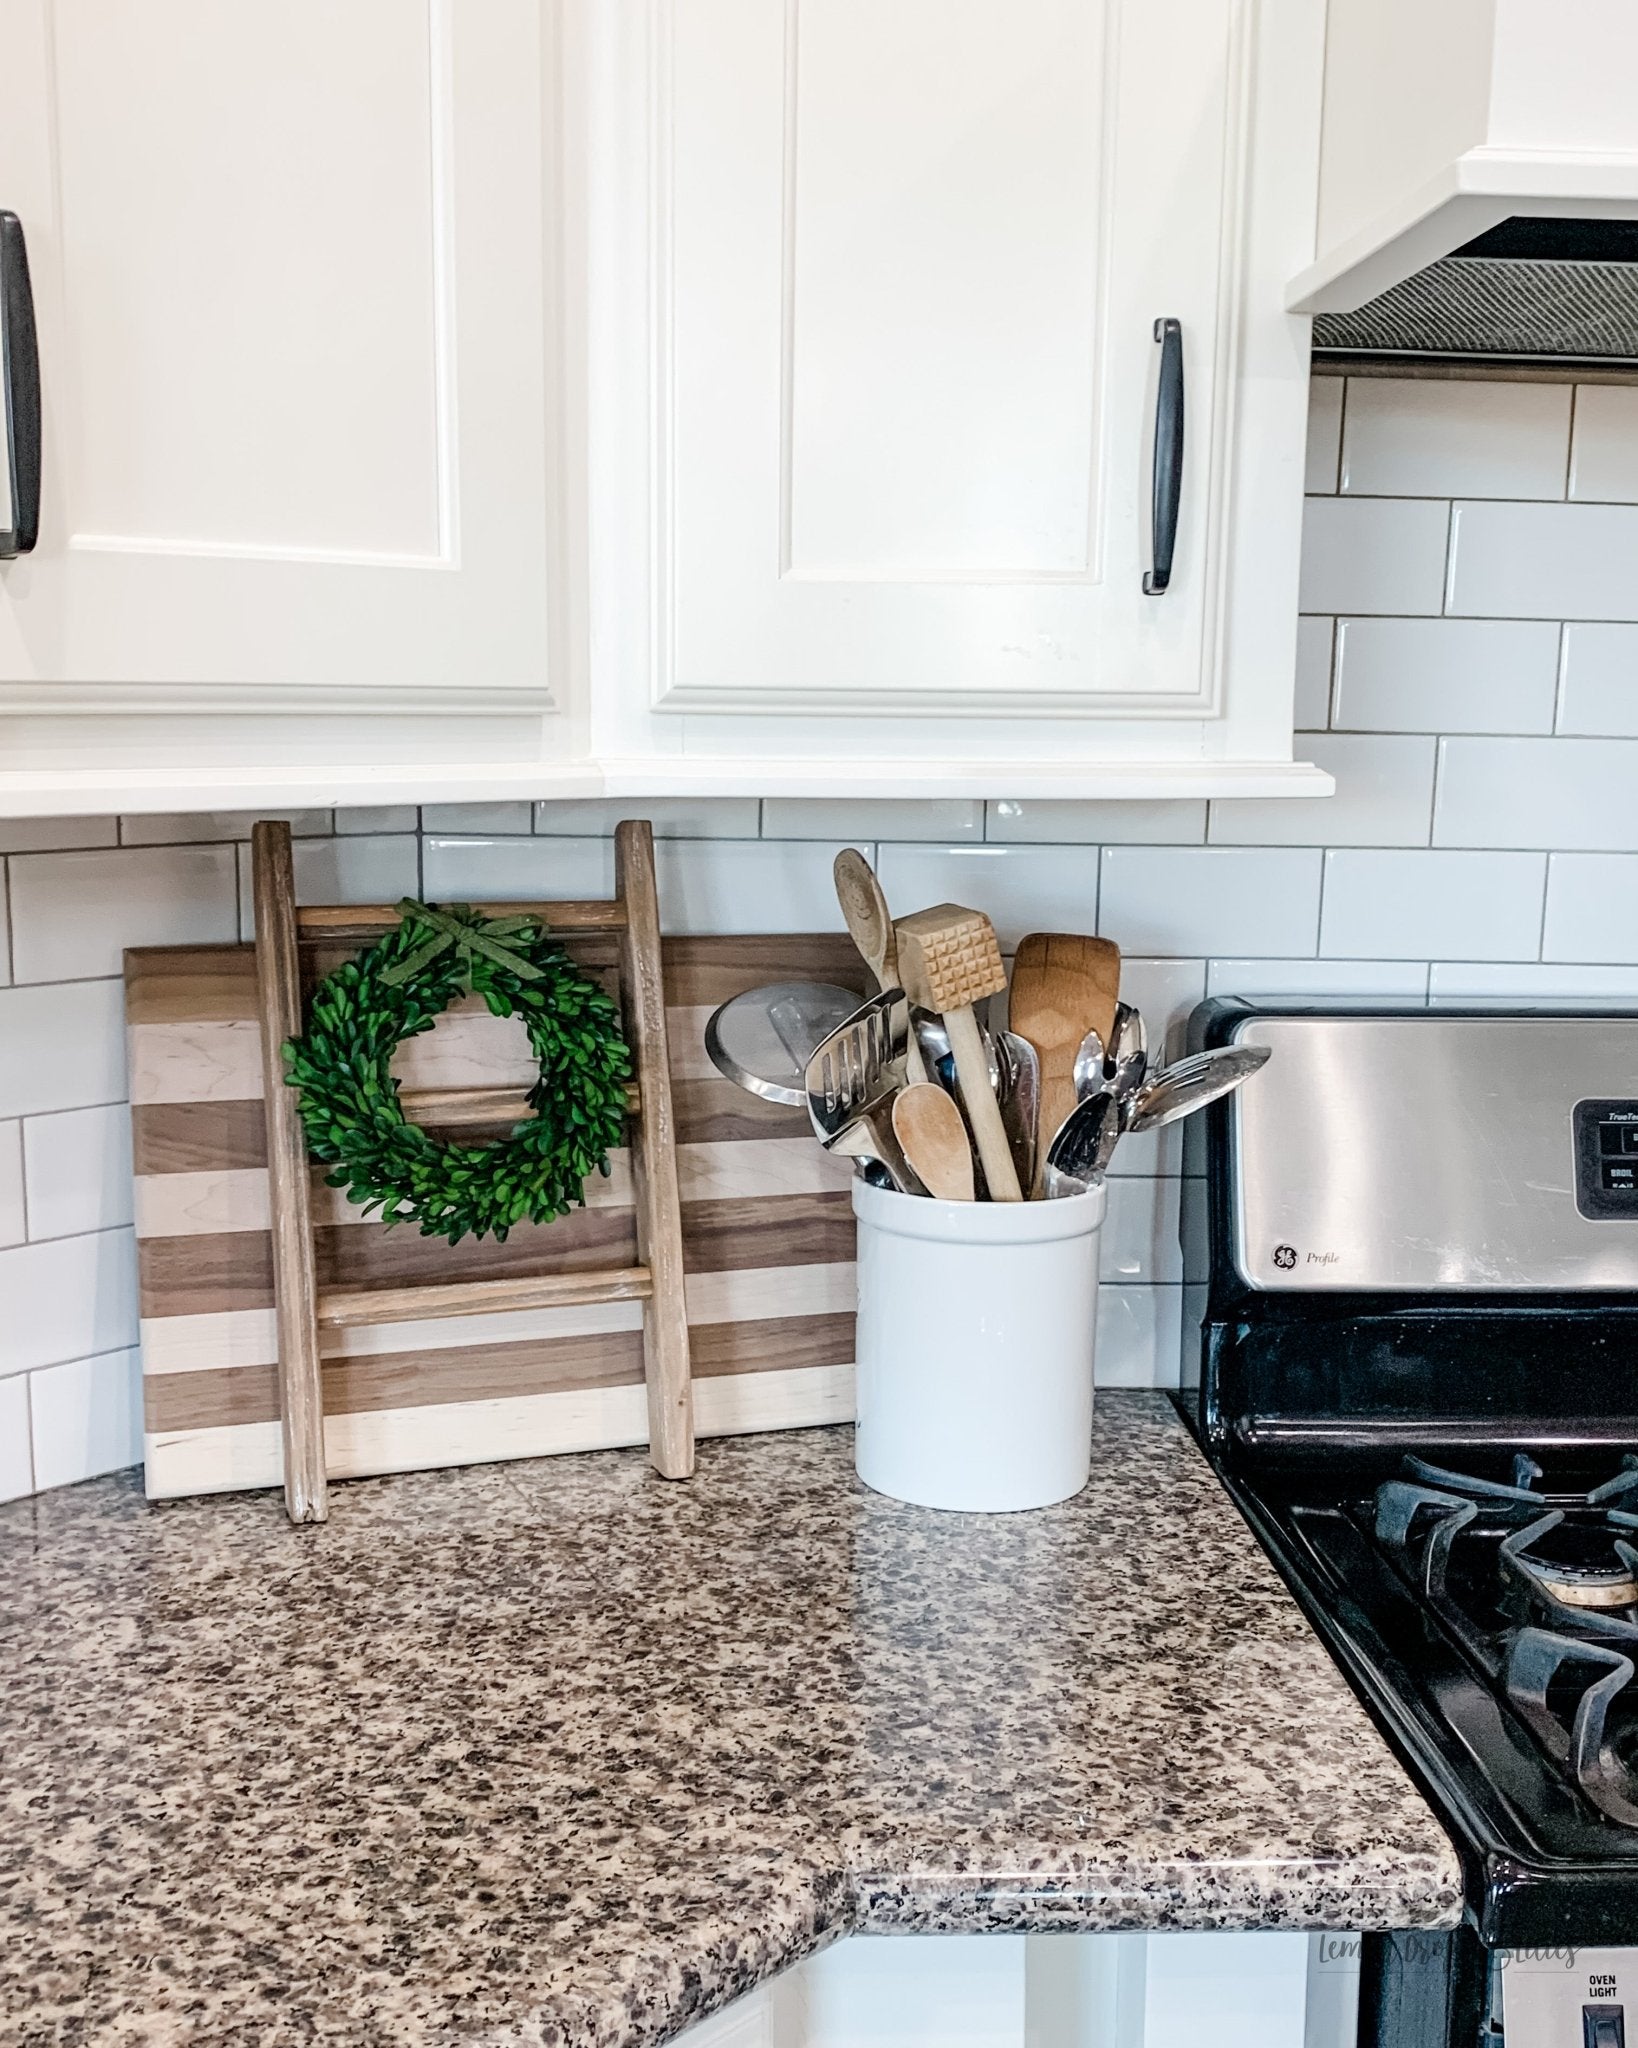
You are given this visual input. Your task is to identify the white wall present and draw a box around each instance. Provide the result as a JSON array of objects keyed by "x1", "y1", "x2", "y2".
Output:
[{"x1": 3, "y1": 371, "x2": 1637, "y2": 1501}]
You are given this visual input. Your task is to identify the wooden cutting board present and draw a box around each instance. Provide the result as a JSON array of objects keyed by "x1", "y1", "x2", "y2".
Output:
[{"x1": 127, "y1": 934, "x2": 868, "y2": 1500}]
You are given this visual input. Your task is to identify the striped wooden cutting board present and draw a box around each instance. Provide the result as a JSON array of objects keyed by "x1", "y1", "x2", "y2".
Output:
[{"x1": 127, "y1": 934, "x2": 869, "y2": 1500}]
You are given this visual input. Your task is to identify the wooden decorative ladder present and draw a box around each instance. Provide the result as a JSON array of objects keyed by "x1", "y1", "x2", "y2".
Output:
[{"x1": 250, "y1": 817, "x2": 694, "y2": 1525}]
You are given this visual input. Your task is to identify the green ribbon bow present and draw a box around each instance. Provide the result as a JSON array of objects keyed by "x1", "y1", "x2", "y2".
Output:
[{"x1": 378, "y1": 900, "x2": 545, "y2": 987}]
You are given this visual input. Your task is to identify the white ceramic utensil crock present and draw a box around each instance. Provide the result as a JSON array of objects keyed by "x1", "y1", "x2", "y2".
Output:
[{"x1": 850, "y1": 1175, "x2": 1106, "y2": 1512}]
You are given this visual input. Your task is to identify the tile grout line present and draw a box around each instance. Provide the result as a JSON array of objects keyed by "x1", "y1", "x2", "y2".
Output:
[{"x1": 22, "y1": 1367, "x2": 35, "y2": 1496}]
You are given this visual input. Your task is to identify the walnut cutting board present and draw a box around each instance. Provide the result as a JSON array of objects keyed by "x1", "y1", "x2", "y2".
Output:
[{"x1": 127, "y1": 935, "x2": 868, "y2": 1500}]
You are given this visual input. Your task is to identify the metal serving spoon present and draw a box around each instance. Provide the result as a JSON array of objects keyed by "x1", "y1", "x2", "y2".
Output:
[{"x1": 1125, "y1": 1044, "x2": 1271, "y2": 1133}]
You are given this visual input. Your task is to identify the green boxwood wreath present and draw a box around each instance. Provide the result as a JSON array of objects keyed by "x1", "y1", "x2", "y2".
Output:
[{"x1": 284, "y1": 900, "x2": 632, "y2": 1247}]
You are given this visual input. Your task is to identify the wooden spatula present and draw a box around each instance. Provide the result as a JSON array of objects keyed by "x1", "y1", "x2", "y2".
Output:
[
  {"x1": 895, "y1": 903, "x2": 1022, "y2": 1202},
  {"x1": 1009, "y1": 933, "x2": 1121, "y2": 1183},
  {"x1": 892, "y1": 1083, "x2": 975, "y2": 1201}
]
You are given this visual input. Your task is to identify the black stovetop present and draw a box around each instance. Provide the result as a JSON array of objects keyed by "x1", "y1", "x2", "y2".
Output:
[{"x1": 1221, "y1": 1446, "x2": 1638, "y2": 1948}]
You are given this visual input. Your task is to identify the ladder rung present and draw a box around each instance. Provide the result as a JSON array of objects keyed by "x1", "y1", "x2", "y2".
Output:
[
  {"x1": 297, "y1": 900, "x2": 629, "y2": 944},
  {"x1": 317, "y1": 1266, "x2": 654, "y2": 1329},
  {"x1": 397, "y1": 1082, "x2": 642, "y2": 1128}
]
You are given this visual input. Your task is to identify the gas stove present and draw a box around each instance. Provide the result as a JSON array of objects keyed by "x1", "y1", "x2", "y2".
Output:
[{"x1": 1183, "y1": 1004, "x2": 1638, "y2": 2047}]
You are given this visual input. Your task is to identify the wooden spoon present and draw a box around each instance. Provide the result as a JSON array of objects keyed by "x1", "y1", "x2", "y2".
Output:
[
  {"x1": 891, "y1": 1083, "x2": 975, "y2": 1201},
  {"x1": 834, "y1": 848, "x2": 928, "y2": 1082},
  {"x1": 1008, "y1": 933, "x2": 1121, "y2": 1188},
  {"x1": 834, "y1": 848, "x2": 897, "y2": 991}
]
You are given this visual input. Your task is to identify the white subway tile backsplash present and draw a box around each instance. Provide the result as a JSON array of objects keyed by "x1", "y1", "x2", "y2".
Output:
[
  {"x1": 120, "y1": 809, "x2": 330, "y2": 845},
  {"x1": 1206, "y1": 958, "x2": 1429, "y2": 999},
  {"x1": 1208, "y1": 733, "x2": 1435, "y2": 846},
  {"x1": 656, "y1": 840, "x2": 856, "y2": 934},
  {"x1": 22, "y1": 1105, "x2": 134, "y2": 1241},
  {"x1": 1448, "y1": 501, "x2": 1638, "y2": 622},
  {"x1": 1305, "y1": 377, "x2": 1344, "y2": 494},
  {"x1": 0, "y1": 1122, "x2": 24, "y2": 1248},
  {"x1": 1430, "y1": 961, "x2": 1638, "y2": 1003},
  {"x1": 1340, "y1": 378, "x2": 1570, "y2": 500},
  {"x1": 1094, "y1": 1286, "x2": 1183, "y2": 1389},
  {"x1": 10, "y1": 845, "x2": 238, "y2": 983},
  {"x1": 1100, "y1": 1179, "x2": 1183, "y2": 1285},
  {"x1": 422, "y1": 835, "x2": 614, "y2": 902},
  {"x1": 30, "y1": 1348, "x2": 143, "y2": 1492},
  {"x1": 1557, "y1": 624, "x2": 1638, "y2": 736},
  {"x1": 334, "y1": 805, "x2": 421, "y2": 835},
  {"x1": 239, "y1": 834, "x2": 420, "y2": 935},
  {"x1": 1435, "y1": 737, "x2": 1638, "y2": 850},
  {"x1": 985, "y1": 799, "x2": 1206, "y2": 845},
  {"x1": 1099, "y1": 848, "x2": 1321, "y2": 958},
  {"x1": 764, "y1": 800, "x2": 980, "y2": 843},
  {"x1": 1543, "y1": 853, "x2": 1638, "y2": 963},
  {"x1": 536, "y1": 798, "x2": 761, "y2": 839},
  {"x1": 0, "y1": 1374, "x2": 31, "y2": 1501},
  {"x1": 1298, "y1": 497, "x2": 1450, "y2": 616},
  {"x1": 0, "y1": 1229, "x2": 138, "y2": 1377},
  {"x1": 1569, "y1": 386, "x2": 1638, "y2": 504},
  {"x1": 1321, "y1": 850, "x2": 1546, "y2": 961},
  {"x1": 0, "y1": 980, "x2": 127, "y2": 1118},
  {"x1": 1294, "y1": 617, "x2": 1335, "y2": 730},
  {"x1": 1, "y1": 872, "x2": 9, "y2": 987},
  {"x1": 420, "y1": 802, "x2": 535, "y2": 836},
  {"x1": 1332, "y1": 618, "x2": 1560, "y2": 734},
  {"x1": 875, "y1": 843, "x2": 1099, "y2": 949},
  {"x1": 0, "y1": 817, "x2": 117, "y2": 854}
]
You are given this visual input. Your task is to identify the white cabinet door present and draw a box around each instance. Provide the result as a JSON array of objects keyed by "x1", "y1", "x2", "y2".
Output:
[
  {"x1": 0, "y1": 0, "x2": 555, "y2": 701},
  {"x1": 588, "y1": 0, "x2": 1325, "y2": 784},
  {"x1": 672, "y1": 1932, "x2": 1320, "y2": 2048}
]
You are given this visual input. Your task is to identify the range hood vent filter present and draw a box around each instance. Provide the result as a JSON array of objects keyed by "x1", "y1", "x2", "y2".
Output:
[{"x1": 1312, "y1": 221, "x2": 1638, "y2": 366}]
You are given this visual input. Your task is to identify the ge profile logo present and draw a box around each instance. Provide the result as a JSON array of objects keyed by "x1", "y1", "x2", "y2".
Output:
[{"x1": 1272, "y1": 1244, "x2": 1298, "y2": 1270}]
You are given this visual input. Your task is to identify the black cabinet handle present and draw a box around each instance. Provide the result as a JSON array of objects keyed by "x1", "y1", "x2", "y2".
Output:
[
  {"x1": 1, "y1": 211, "x2": 41, "y2": 560},
  {"x1": 1142, "y1": 316, "x2": 1183, "y2": 596}
]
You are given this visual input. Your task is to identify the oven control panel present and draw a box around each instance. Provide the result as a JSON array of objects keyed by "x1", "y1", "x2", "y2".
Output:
[{"x1": 1575, "y1": 1100, "x2": 1638, "y2": 1217}]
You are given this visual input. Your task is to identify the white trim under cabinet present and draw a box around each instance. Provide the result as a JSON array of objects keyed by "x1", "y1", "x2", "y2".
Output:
[{"x1": 0, "y1": 0, "x2": 1332, "y2": 812}]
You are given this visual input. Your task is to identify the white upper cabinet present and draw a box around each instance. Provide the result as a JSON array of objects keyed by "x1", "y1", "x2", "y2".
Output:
[
  {"x1": 0, "y1": 0, "x2": 1330, "y2": 810},
  {"x1": 0, "y1": 0, "x2": 558, "y2": 705},
  {"x1": 584, "y1": 0, "x2": 1330, "y2": 795}
]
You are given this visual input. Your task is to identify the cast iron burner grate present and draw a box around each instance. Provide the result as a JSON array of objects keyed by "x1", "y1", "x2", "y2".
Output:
[{"x1": 1370, "y1": 1454, "x2": 1638, "y2": 1826}]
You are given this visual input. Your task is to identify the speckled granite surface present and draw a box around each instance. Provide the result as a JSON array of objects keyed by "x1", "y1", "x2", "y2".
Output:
[{"x1": 0, "y1": 1395, "x2": 1461, "y2": 2048}]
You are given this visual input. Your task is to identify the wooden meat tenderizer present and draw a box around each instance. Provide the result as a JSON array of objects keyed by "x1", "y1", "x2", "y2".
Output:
[{"x1": 895, "y1": 903, "x2": 1023, "y2": 1202}]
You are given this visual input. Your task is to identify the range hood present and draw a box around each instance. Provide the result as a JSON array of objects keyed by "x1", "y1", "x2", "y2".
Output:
[{"x1": 1288, "y1": 0, "x2": 1638, "y2": 360}]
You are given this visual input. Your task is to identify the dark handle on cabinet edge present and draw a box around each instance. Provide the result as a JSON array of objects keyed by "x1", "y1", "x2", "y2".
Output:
[
  {"x1": 1, "y1": 211, "x2": 41, "y2": 559},
  {"x1": 1142, "y1": 316, "x2": 1182, "y2": 596}
]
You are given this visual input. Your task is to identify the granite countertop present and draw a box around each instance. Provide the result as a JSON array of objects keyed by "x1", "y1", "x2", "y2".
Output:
[{"x1": 1, "y1": 1394, "x2": 1462, "y2": 2048}]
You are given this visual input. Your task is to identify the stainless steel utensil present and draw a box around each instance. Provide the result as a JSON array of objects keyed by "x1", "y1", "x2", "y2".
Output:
[
  {"x1": 1072, "y1": 1027, "x2": 1106, "y2": 1104},
  {"x1": 996, "y1": 1030, "x2": 1040, "y2": 1193},
  {"x1": 912, "y1": 1006, "x2": 1000, "y2": 1093},
  {"x1": 1044, "y1": 1088, "x2": 1123, "y2": 1184},
  {"x1": 705, "y1": 981, "x2": 862, "y2": 1107},
  {"x1": 916, "y1": 1010, "x2": 1038, "y2": 1194},
  {"x1": 1042, "y1": 1164, "x2": 1092, "y2": 1200},
  {"x1": 804, "y1": 988, "x2": 919, "y2": 1192},
  {"x1": 1105, "y1": 1002, "x2": 1147, "y2": 1108},
  {"x1": 1126, "y1": 1044, "x2": 1271, "y2": 1132}
]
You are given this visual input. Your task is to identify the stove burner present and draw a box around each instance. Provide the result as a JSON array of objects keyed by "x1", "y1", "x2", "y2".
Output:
[
  {"x1": 1372, "y1": 1453, "x2": 1638, "y2": 1828},
  {"x1": 1502, "y1": 1514, "x2": 1638, "y2": 1610}
]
